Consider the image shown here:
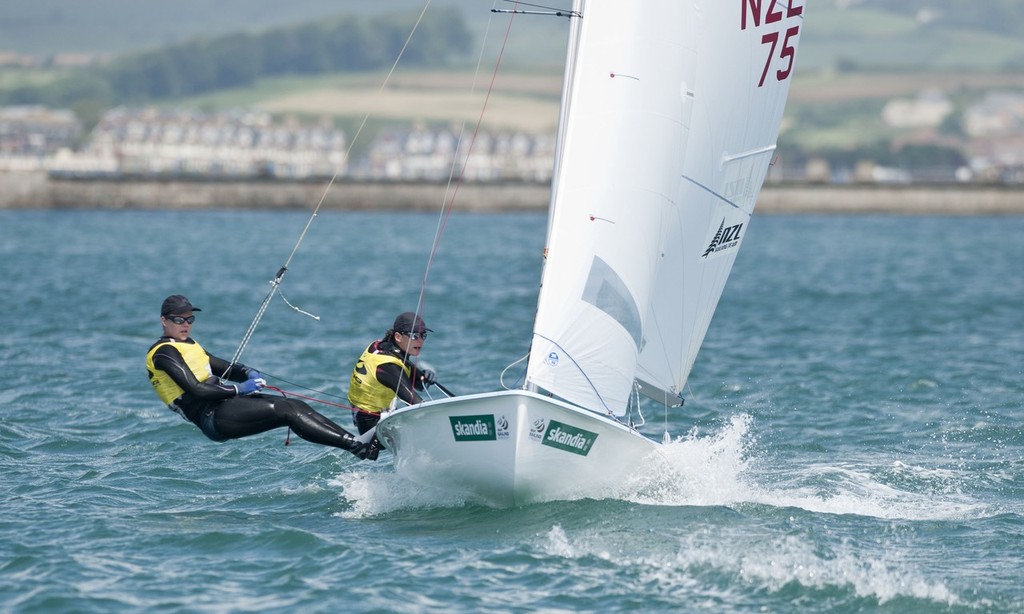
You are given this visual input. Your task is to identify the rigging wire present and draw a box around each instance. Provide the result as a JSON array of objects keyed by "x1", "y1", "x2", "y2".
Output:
[
  {"x1": 224, "y1": 1, "x2": 437, "y2": 372},
  {"x1": 256, "y1": 371, "x2": 439, "y2": 415},
  {"x1": 494, "y1": 0, "x2": 579, "y2": 18},
  {"x1": 414, "y1": 1, "x2": 520, "y2": 318},
  {"x1": 499, "y1": 352, "x2": 530, "y2": 390}
]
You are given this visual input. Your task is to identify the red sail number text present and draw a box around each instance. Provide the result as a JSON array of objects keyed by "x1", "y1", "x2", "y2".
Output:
[{"x1": 741, "y1": 0, "x2": 804, "y2": 87}]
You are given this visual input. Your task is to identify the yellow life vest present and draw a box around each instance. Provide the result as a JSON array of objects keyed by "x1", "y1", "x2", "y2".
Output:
[
  {"x1": 146, "y1": 338, "x2": 214, "y2": 405},
  {"x1": 348, "y1": 343, "x2": 411, "y2": 413}
]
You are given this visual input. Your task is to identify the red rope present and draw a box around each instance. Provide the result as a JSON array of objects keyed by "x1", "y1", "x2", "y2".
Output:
[
  {"x1": 264, "y1": 384, "x2": 383, "y2": 447},
  {"x1": 264, "y1": 385, "x2": 380, "y2": 417}
]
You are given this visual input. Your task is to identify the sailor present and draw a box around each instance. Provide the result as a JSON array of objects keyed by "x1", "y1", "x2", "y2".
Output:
[
  {"x1": 146, "y1": 294, "x2": 370, "y2": 458},
  {"x1": 348, "y1": 311, "x2": 437, "y2": 460}
]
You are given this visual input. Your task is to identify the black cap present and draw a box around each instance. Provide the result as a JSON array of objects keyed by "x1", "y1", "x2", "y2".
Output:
[
  {"x1": 161, "y1": 294, "x2": 202, "y2": 316},
  {"x1": 393, "y1": 311, "x2": 432, "y2": 334}
]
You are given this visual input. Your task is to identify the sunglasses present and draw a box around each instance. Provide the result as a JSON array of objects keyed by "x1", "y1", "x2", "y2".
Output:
[
  {"x1": 399, "y1": 331, "x2": 428, "y2": 340},
  {"x1": 165, "y1": 315, "x2": 196, "y2": 325}
]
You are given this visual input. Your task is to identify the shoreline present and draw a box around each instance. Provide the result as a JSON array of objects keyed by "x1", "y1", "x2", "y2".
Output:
[{"x1": 2, "y1": 171, "x2": 1023, "y2": 214}]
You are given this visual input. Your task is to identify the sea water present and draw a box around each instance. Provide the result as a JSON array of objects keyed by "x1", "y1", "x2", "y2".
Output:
[{"x1": 1, "y1": 208, "x2": 1021, "y2": 613}]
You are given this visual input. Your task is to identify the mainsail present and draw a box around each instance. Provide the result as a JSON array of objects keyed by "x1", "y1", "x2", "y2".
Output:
[{"x1": 525, "y1": 0, "x2": 804, "y2": 415}]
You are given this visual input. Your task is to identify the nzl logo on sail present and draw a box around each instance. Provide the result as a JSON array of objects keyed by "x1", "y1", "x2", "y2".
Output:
[{"x1": 702, "y1": 219, "x2": 743, "y2": 259}]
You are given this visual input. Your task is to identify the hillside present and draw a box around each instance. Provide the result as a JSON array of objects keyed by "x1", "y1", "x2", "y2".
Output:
[
  {"x1": 4, "y1": 1, "x2": 1024, "y2": 181},
  {"x1": 1, "y1": 0, "x2": 433, "y2": 56},
  {"x1": 4, "y1": 1, "x2": 1024, "y2": 72}
]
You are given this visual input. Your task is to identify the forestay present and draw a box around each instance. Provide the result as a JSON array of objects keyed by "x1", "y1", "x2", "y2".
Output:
[{"x1": 525, "y1": 0, "x2": 804, "y2": 416}]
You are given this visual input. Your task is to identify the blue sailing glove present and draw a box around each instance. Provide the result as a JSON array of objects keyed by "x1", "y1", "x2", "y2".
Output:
[
  {"x1": 244, "y1": 368, "x2": 266, "y2": 390},
  {"x1": 236, "y1": 379, "x2": 263, "y2": 395}
]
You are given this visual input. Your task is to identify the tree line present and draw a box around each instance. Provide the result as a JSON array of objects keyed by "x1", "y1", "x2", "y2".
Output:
[{"x1": 1, "y1": 8, "x2": 472, "y2": 118}]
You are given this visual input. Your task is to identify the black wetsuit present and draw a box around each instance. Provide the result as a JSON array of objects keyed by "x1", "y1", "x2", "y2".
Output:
[{"x1": 148, "y1": 338, "x2": 366, "y2": 456}]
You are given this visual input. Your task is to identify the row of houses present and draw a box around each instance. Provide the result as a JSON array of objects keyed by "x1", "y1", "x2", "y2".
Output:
[
  {"x1": 73, "y1": 107, "x2": 349, "y2": 178},
  {"x1": 5, "y1": 92, "x2": 1024, "y2": 183},
  {"x1": 0, "y1": 106, "x2": 81, "y2": 157},
  {"x1": 0, "y1": 106, "x2": 558, "y2": 182},
  {"x1": 360, "y1": 127, "x2": 555, "y2": 182},
  {"x1": 880, "y1": 90, "x2": 1024, "y2": 181},
  {"x1": 0, "y1": 51, "x2": 108, "y2": 69}
]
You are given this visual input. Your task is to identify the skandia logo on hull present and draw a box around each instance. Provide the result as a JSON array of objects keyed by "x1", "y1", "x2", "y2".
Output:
[
  {"x1": 449, "y1": 414, "x2": 497, "y2": 442},
  {"x1": 542, "y1": 420, "x2": 598, "y2": 456},
  {"x1": 702, "y1": 219, "x2": 744, "y2": 259}
]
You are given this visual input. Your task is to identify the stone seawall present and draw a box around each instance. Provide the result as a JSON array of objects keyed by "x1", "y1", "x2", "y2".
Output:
[
  {"x1": 1, "y1": 170, "x2": 1022, "y2": 214},
  {"x1": 757, "y1": 184, "x2": 1024, "y2": 215}
]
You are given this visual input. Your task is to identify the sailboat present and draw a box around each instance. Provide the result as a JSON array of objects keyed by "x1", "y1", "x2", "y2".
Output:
[{"x1": 375, "y1": 0, "x2": 805, "y2": 506}]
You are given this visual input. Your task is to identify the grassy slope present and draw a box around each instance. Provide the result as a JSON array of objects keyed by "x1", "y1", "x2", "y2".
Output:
[{"x1": 800, "y1": 4, "x2": 1024, "y2": 71}]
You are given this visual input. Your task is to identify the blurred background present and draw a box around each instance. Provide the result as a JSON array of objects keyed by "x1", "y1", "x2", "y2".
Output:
[{"x1": 2, "y1": 0, "x2": 1024, "y2": 192}]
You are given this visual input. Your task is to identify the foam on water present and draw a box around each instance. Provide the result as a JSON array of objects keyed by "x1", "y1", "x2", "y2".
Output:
[
  {"x1": 620, "y1": 414, "x2": 756, "y2": 507},
  {"x1": 619, "y1": 413, "x2": 999, "y2": 522},
  {"x1": 741, "y1": 464, "x2": 993, "y2": 521},
  {"x1": 708, "y1": 535, "x2": 961, "y2": 605},
  {"x1": 535, "y1": 524, "x2": 963, "y2": 607},
  {"x1": 331, "y1": 467, "x2": 474, "y2": 517}
]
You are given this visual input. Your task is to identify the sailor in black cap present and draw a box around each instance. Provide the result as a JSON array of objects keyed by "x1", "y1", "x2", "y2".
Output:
[
  {"x1": 146, "y1": 295, "x2": 370, "y2": 458},
  {"x1": 347, "y1": 311, "x2": 437, "y2": 459}
]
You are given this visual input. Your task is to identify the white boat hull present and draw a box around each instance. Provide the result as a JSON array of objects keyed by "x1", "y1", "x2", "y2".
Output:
[{"x1": 375, "y1": 390, "x2": 660, "y2": 507}]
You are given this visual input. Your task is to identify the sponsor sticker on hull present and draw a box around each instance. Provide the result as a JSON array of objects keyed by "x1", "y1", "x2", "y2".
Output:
[
  {"x1": 542, "y1": 420, "x2": 598, "y2": 456},
  {"x1": 449, "y1": 414, "x2": 497, "y2": 441}
]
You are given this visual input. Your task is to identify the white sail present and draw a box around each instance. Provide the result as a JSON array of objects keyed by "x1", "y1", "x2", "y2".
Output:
[
  {"x1": 526, "y1": 0, "x2": 804, "y2": 414},
  {"x1": 639, "y1": 1, "x2": 805, "y2": 404},
  {"x1": 376, "y1": 0, "x2": 805, "y2": 506}
]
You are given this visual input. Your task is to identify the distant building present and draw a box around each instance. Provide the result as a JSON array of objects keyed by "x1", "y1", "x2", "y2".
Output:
[
  {"x1": 54, "y1": 107, "x2": 348, "y2": 179},
  {"x1": 966, "y1": 135, "x2": 1024, "y2": 179},
  {"x1": 358, "y1": 125, "x2": 554, "y2": 183},
  {"x1": 49, "y1": 52, "x2": 109, "y2": 68},
  {"x1": 964, "y1": 92, "x2": 1024, "y2": 138},
  {"x1": 881, "y1": 89, "x2": 952, "y2": 129},
  {"x1": 0, "y1": 106, "x2": 82, "y2": 164},
  {"x1": 0, "y1": 51, "x2": 35, "y2": 68}
]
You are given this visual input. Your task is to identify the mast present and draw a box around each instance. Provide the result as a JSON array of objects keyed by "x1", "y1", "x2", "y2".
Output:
[
  {"x1": 526, "y1": 0, "x2": 584, "y2": 393},
  {"x1": 546, "y1": 0, "x2": 584, "y2": 236}
]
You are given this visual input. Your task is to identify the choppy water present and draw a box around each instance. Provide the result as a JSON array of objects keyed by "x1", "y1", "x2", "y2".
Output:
[{"x1": 1, "y1": 208, "x2": 1022, "y2": 612}]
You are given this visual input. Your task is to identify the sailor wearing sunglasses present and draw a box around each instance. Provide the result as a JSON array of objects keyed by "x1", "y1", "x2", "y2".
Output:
[
  {"x1": 347, "y1": 311, "x2": 437, "y2": 460},
  {"x1": 146, "y1": 294, "x2": 370, "y2": 458}
]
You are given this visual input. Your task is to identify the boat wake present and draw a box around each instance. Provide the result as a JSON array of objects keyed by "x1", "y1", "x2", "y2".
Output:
[
  {"x1": 332, "y1": 411, "x2": 996, "y2": 523},
  {"x1": 535, "y1": 522, "x2": 963, "y2": 607},
  {"x1": 330, "y1": 465, "x2": 474, "y2": 518},
  {"x1": 621, "y1": 414, "x2": 995, "y2": 522}
]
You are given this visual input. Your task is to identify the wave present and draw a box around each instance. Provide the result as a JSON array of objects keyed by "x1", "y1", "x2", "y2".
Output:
[{"x1": 621, "y1": 413, "x2": 1006, "y2": 522}]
